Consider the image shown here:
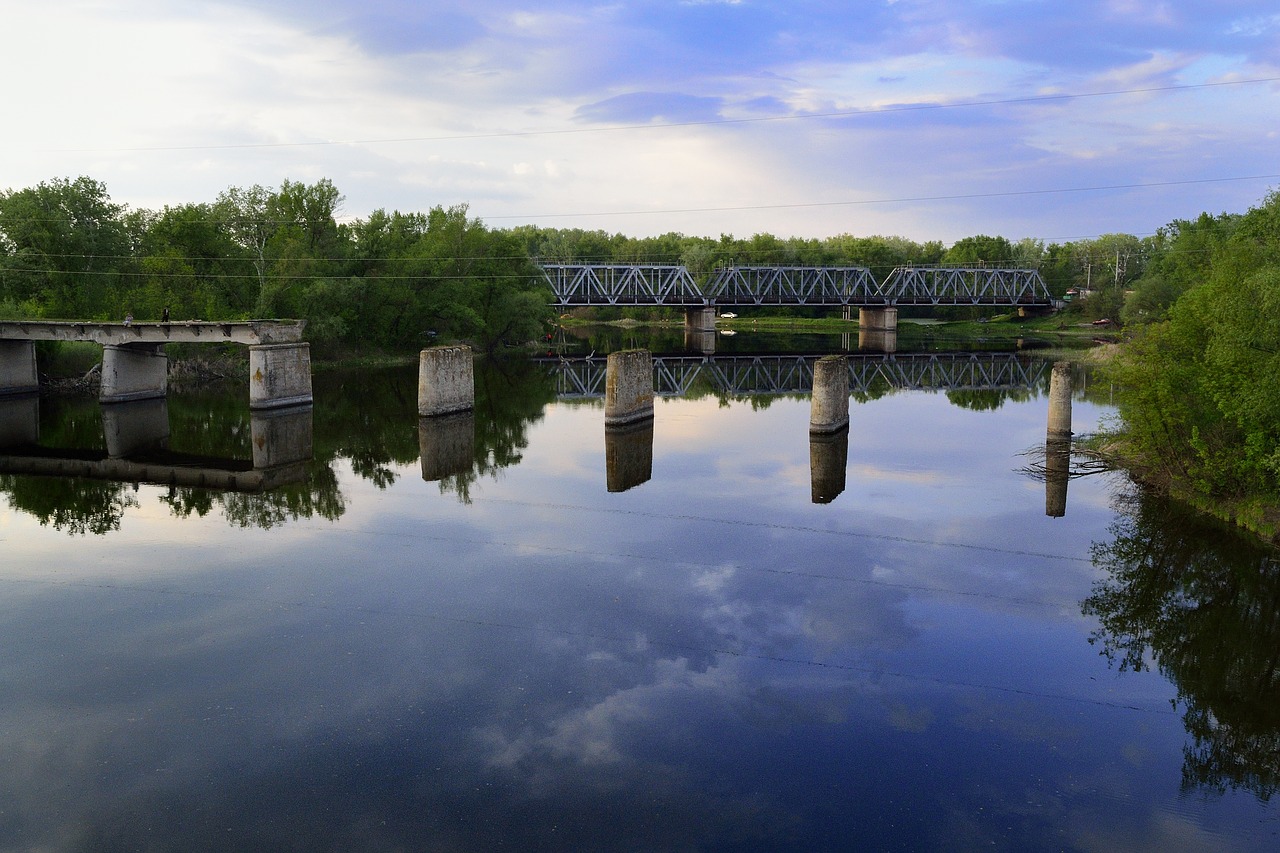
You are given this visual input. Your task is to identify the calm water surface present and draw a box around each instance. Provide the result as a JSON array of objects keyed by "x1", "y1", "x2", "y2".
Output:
[{"x1": 1, "y1": 350, "x2": 1278, "y2": 851}]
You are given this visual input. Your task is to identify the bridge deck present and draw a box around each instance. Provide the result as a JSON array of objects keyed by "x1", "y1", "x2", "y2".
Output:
[{"x1": 0, "y1": 320, "x2": 305, "y2": 346}]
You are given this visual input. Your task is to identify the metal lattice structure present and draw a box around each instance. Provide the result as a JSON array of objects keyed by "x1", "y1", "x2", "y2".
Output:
[
  {"x1": 703, "y1": 266, "x2": 882, "y2": 306},
  {"x1": 541, "y1": 264, "x2": 703, "y2": 306},
  {"x1": 879, "y1": 267, "x2": 1052, "y2": 306},
  {"x1": 536, "y1": 354, "x2": 1049, "y2": 398},
  {"x1": 539, "y1": 263, "x2": 1053, "y2": 308}
]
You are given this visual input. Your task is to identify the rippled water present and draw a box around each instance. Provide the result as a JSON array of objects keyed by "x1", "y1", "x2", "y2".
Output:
[{"x1": 2, "y1": 354, "x2": 1278, "y2": 851}]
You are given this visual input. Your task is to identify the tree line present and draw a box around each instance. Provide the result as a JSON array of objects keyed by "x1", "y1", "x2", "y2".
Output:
[{"x1": 2, "y1": 175, "x2": 1174, "y2": 353}]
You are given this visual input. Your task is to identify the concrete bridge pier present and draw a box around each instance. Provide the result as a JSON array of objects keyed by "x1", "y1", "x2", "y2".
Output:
[
  {"x1": 250, "y1": 343, "x2": 314, "y2": 410},
  {"x1": 1047, "y1": 361, "x2": 1072, "y2": 437},
  {"x1": 1045, "y1": 361, "x2": 1074, "y2": 518},
  {"x1": 684, "y1": 306, "x2": 716, "y2": 333},
  {"x1": 859, "y1": 306, "x2": 898, "y2": 332},
  {"x1": 0, "y1": 340, "x2": 38, "y2": 397},
  {"x1": 418, "y1": 345, "x2": 474, "y2": 417},
  {"x1": 605, "y1": 349, "x2": 654, "y2": 427},
  {"x1": 102, "y1": 398, "x2": 170, "y2": 457},
  {"x1": 810, "y1": 355, "x2": 850, "y2": 434},
  {"x1": 100, "y1": 343, "x2": 168, "y2": 404}
]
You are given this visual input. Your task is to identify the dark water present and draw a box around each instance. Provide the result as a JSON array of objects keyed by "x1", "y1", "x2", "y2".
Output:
[{"x1": 2, "y1": 345, "x2": 1278, "y2": 851}]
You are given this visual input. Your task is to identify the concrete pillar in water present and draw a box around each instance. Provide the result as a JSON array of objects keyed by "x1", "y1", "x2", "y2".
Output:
[
  {"x1": 0, "y1": 340, "x2": 39, "y2": 397},
  {"x1": 810, "y1": 355, "x2": 849, "y2": 434},
  {"x1": 683, "y1": 306, "x2": 716, "y2": 333},
  {"x1": 1047, "y1": 361, "x2": 1072, "y2": 437},
  {"x1": 606, "y1": 419, "x2": 653, "y2": 492},
  {"x1": 419, "y1": 411, "x2": 475, "y2": 482},
  {"x1": 250, "y1": 343, "x2": 313, "y2": 410},
  {"x1": 810, "y1": 428, "x2": 849, "y2": 504},
  {"x1": 858, "y1": 306, "x2": 898, "y2": 332},
  {"x1": 100, "y1": 343, "x2": 168, "y2": 404},
  {"x1": 605, "y1": 349, "x2": 654, "y2": 427},
  {"x1": 0, "y1": 394, "x2": 39, "y2": 448},
  {"x1": 251, "y1": 405, "x2": 314, "y2": 470},
  {"x1": 102, "y1": 397, "x2": 169, "y2": 458},
  {"x1": 418, "y1": 345, "x2": 474, "y2": 417}
]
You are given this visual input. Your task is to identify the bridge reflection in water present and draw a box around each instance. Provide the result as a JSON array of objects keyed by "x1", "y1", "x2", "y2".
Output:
[
  {"x1": 0, "y1": 395, "x2": 313, "y2": 492},
  {"x1": 508, "y1": 352, "x2": 1056, "y2": 504}
]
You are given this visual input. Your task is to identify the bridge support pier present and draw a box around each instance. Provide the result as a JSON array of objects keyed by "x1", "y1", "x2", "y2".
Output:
[
  {"x1": 1047, "y1": 361, "x2": 1072, "y2": 437},
  {"x1": 684, "y1": 307, "x2": 717, "y2": 333},
  {"x1": 250, "y1": 343, "x2": 314, "y2": 410},
  {"x1": 858, "y1": 306, "x2": 898, "y2": 332},
  {"x1": 810, "y1": 355, "x2": 850, "y2": 434},
  {"x1": 0, "y1": 340, "x2": 38, "y2": 397},
  {"x1": 418, "y1": 345, "x2": 474, "y2": 417},
  {"x1": 605, "y1": 349, "x2": 654, "y2": 427},
  {"x1": 100, "y1": 343, "x2": 168, "y2": 404},
  {"x1": 1045, "y1": 362, "x2": 1073, "y2": 518}
]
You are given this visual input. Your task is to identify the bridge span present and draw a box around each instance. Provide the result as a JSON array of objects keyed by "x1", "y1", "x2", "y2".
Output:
[
  {"x1": 539, "y1": 263, "x2": 1054, "y2": 332},
  {"x1": 0, "y1": 319, "x2": 312, "y2": 410}
]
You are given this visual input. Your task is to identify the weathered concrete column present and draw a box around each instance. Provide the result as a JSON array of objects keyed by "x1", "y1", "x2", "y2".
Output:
[
  {"x1": 102, "y1": 397, "x2": 169, "y2": 458},
  {"x1": 419, "y1": 411, "x2": 474, "y2": 482},
  {"x1": 0, "y1": 394, "x2": 39, "y2": 448},
  {"x1": 1047, "y1": 361, "x2": 1072, "y2": 437},
  {"x1": 100, "y1": 343, "x2": 168, "y2": 403},
  {"x1": 251, "y1": 404, "x2": 314, "y2": 470},
  {"x1": 250, "y1": 343, "x2": 313, "y2": 410},
  {"x1": 418, "y1": 345, "x2": 474, "y2": 417},
  {"x1": 606, "y1": 419, "x2": 653, "y2": 492},
  {"x1": 858, "y1": 306, "x2": 898, "y2": 332},
  {"x1": 810, "y1": 355, "x2": 849, "y2": 434},
  {"x1": 683, "y1": 306, "x2": 716, "y2": 333},
  {"x1": 605, "y1": 349, "x2": 654, "y2": 427},
  {"x1": 810, "y1": 428, "x2": 849, "y2": 504},
  {"x1": 0, "y1": 340, "x2": 39, "y2": 397}
]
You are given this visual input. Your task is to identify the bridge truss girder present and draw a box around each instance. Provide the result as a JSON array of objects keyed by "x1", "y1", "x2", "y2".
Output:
[
  {"x1": 880, "y1": 267, "x2": 1052, "y2": 306},
  {"x1": 542, "y1": 264, "x2": 704, "y2": 307},
  {"x1": 704, "y1": 266, "x2": 882, "y2": 306}
]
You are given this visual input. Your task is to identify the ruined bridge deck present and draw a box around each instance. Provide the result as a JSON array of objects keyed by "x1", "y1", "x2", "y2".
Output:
[{"x1": 0, "y1": 319, "x2": 305, "y2": 347}]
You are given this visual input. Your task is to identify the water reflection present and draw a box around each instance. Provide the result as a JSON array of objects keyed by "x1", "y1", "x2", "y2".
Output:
[
  {"x1": 1085, "y1": 485, "x2": 1280, "y2": 800},
  {"x1": 809, "y1": 427, "x2": 849, "y2": 503},
  {"x1": 604, "y1": 420, "x2": 653, "y2": 492}
]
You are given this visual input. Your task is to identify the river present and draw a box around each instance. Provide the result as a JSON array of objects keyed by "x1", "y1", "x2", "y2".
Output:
[{"x1": 1, "y1": 337, "x2": 1277, "y2": 851}]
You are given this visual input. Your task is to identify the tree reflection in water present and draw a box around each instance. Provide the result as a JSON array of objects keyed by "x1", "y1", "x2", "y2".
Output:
[{"x1": 1084, "y1": 484, "x2": 1280, "y2": 800}]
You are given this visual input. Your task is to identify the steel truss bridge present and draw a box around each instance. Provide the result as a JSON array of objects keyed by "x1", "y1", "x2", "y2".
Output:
[
  {"x1": 536, "y1": 353, "x2": 1049, "y2": 399},
  {"x1": 539, "y1": 264, "x2": 1053, "y2": 308}
]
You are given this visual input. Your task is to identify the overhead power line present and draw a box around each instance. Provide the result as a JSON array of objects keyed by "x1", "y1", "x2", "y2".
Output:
[{"x1": 44, "y1": 76, "x2": 1280, "y2": 153}]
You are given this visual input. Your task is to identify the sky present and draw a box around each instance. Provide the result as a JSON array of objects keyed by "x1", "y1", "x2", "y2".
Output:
[{"x1": 3, "y1": 0, "x2": 1279, "y2": 244}]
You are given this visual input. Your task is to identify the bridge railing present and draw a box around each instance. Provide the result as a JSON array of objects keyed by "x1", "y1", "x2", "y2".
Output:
[{"x1": 541, "y1": 264, "x2": 704, "y2": 306}]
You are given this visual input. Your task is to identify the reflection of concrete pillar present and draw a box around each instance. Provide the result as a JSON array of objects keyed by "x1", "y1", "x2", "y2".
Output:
[
  {"x1": 251, "y1": 404, "x2": 314, "y2": 469},
  {"x1": 250, "y1": 343, "x2": 313, "y2": 410},
  {"x1": 810, "y1": 427, "x2": 849, "y2": 504},
  {"x1": 100, "y1": 343, "x2": 168, "y2": 403},
  {"x1": 683, "y1": 328, "x2": 716, "y2": 355},
  {"x1": 0, "y1": 340, "x2": 39, "y2": 396},
  {"x1": 1048, "y1": 361, "x2": 1072, "y2": 437},
  {"x1": 419, "y1": 411, "x2": 475, "y2": 482},
  {"x1": 0, "y1": 394, "x2": 39, "y2": 448},
  {"x1": 102, "y1": 397, "x2": 170, "y2": 458},
  {"x1": 1045, "y1": 436, "x2": 1070, "y2": 518},
  {"x1": 810, "y1": 355, "x2": 849, "y2": 434},
  {"x1": 605, "y1": 349, "x2": 654, "y2": 427},
  {"x1": 418, "y1": 345, "x2": 474, "y2": 416},
  {"x1": 605, "y1": 419, "x2": 654, "y2": 492},
  {"x1": 684, "y1": 306, "x2": 716, "y2": 332},
  {"x1": 858, "y1": 328, "x2": 898, "y2": 353}
]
